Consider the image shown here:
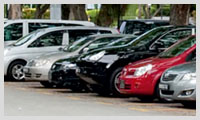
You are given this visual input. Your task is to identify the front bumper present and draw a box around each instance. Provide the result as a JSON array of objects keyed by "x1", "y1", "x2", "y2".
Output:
[
  {"x1": 118, "y1": 74, "x2": 155, "y2": 96},
  {"x1": 76, "y1": 61, "x2": 108, "y2": 86},
  {"x1": 24, "y1": 66, "x2": 49, "y2": 81},
  {"x1": 49, "y1": 68, "x2": 81, "y2": 86},
  {"x1": 159, "y1": 77, "x2": 196, "y2": 101}
]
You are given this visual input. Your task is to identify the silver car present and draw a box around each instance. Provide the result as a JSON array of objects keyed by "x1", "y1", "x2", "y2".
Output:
[
  {"x1": 4, "y1": 26, "x2": 118, "y2": 81},
  {"x1": 24, "y1": 34, "x2": 133, "y2": 87},
  {"x1": 159, "y1": 61, "x2": 196, "y2": 107},
  {"x1": 4, "y1": 19, "x2": 95, "y2": 46}
]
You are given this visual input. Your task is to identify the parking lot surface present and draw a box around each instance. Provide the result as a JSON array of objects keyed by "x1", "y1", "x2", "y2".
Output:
[{"x1": 4, "y1": 81, "x2": 196, "y2": 116}]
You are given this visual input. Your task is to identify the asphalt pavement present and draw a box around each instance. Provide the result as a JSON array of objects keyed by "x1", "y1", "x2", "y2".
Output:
[{"x1": 4, "y1": 81, "x2": 196, "y2": 116}]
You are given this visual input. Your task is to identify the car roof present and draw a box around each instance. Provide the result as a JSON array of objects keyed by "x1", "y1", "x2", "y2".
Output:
[
  {"x1": 121, "y1": 19, "x2": 169, "y2": 23},
  {"x1": 4, "y1": 19, "x2": 95, "y2": 26},
  {"x1": 34, "y1": 26, "x2": 118, "y2": 33}
]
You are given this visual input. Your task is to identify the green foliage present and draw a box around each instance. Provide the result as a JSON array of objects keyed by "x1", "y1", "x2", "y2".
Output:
[
  {"x1": 86, "y1": 9, "x2": 99, "y2": 22},
  {"x1": 22, "y1": 8, "x2": 50, "y2": 19}
]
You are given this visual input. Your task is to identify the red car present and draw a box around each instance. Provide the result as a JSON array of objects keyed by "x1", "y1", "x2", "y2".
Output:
[{"x1": 118, "y1": 35, "x2": 196, "y2": 101}]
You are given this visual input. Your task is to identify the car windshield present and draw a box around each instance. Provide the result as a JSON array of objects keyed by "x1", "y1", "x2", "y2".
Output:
[
  {"x1": 130, "y1": 27, "x2": 169, "y2": 47},
  {"x1": 158, "y1": 36, "x2": 195, "y2": 58},
  {"x1": 63, "y1": 37, "x2": 95, "y2": 52},
  {"x1": 107, "y1": 36, "x2": 137, "y2": 46},
  {"x1": 13, "y1": 30, "x2": 41, "y2": 46}
]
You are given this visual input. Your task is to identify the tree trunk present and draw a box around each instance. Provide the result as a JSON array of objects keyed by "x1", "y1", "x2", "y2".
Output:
[
  {"x1": 69, "y1": 4, "x2": 88, "y2": 20},
  {"x1": 35, "y1": 4, "x2": 50, "y2": 19},
  {"x1": 170, "y1": 4, "x2": 191, "y2": 25},
  {"x1": 61, "y1": 4, "x2": 70, "y2": 20},
  {"x1": 96, "y1": 4, "x2": 128, "y2": 27},
  {"x1": 8, "y1": 4, "x2": 22, "y2": 19},
  {"x1": 138, "y1": 4, "x2": 142, "y2": 19}
]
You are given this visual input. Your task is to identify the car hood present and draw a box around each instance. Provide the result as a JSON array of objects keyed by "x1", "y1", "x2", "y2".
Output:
[
  {"x1": 166, "y1": 61, "x2": 196, "y2": 74},
  {"x1": 127, "y1": 57, "x2": 177, "y2": 69},
  {"x1": 33, "y1": 51, "x2": 77, "y2": 63}
]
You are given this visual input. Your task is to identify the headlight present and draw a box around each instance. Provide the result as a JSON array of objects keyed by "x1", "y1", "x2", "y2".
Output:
[
  {"x1": 33, "y1": 59, "x2": 50, "y2": 67},
  {"x1": 134, "y1": 64, "x2": 153, "y2": 77},
  {"x1": 89, "y1": 51, "x2": 106, "y2": 61},
  {"x1": 182, "y1": 73, "x2": 196, "y2": 81},
  {"x1": 62, "y1": 62, "x2": 77, "y2": 70}
]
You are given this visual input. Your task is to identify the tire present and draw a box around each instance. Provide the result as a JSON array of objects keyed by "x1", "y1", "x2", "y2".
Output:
[
  {"x1": 7, "y1": 60, "x2": 26, "y2": 81},
  {"x1": 40, "y1": 81, "x2": 55, "y2": 88},
  {"x1": 109, "y1": 67, "x2": 123, "y2": 96}
]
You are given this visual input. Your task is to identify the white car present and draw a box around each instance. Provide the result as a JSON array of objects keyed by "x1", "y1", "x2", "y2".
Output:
[
  {"x1": 4, "y1": 26, "x2": 118, "y2": 81},
  {"x1": 4, "y1": 19, "x2": 95, "y2": 46}
]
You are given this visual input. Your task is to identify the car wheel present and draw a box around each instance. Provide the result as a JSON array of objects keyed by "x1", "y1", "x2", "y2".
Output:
[
  {"x1": 8, "y1": 61, "x2": 26, "y2": 81},
  {"x1": 109, "y1": 67, "x2": 123, "y2": 96},
  {"x1": 40, "y1": 81, "x2": 55, "y2": 88}
]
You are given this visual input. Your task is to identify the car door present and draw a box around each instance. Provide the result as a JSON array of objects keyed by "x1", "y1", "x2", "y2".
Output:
[{"x1": 23, "y1": 30, "x2": 66, "y2": 57}]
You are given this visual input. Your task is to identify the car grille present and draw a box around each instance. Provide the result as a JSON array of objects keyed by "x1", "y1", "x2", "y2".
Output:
[
  {"x1": 162, "y1": 73, "x2": 177, "y2": 81},
  {"x1": 161, "y1": 90, "x2": 174, "y2": 95}
]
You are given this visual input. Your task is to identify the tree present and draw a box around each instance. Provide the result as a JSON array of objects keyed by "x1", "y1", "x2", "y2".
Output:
[
  {"x1": 8, "y1": 4, "x2": 22, "y2": 19},
  {"x1": 96, "y1": 4, "x2": 128, "y2": 27},
  {"x1": 62, "y1": 4, "x2": 88, "y2": 21},
  {"x1": 61, "y1": 4, "x2": 70, "y2": 20},
  {"x1": 35, "y1": 4, "x2": 50, "y2": 19},
  {"x1": 170, "y1": 4, "x2": 191, "y2": 25}
]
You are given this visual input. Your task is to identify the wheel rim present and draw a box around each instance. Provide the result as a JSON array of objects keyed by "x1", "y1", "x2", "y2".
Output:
[
  {"x1": 11, "y1": 64, "x2": 24, "y2": 80},
  {"x1": 114, "y1": 72, "x2": 121, "y2": 93}
]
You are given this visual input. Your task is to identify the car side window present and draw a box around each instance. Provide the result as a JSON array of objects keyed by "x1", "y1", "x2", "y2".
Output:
[
  {"x1": 150, "y1": 29, "x2": 192, "y2": 51},
  {"x1": 156, "y1": 29, "x2": 192, "y2": 48},
  {"x1": 68, "y1": 30, "x2": 98, "y2": 43},
  {"x1": 186, "y1": 49, "x2": 196, "y2": 62},
  {"x1": 4, "y1": 23, "x2": 23, "y2": 41},
  {"x1": 28, "y1": 30, "x2": 63, "y2": 47},
  {"x1": 99, "y1": 30, "x2": 112, "y2": 34}
]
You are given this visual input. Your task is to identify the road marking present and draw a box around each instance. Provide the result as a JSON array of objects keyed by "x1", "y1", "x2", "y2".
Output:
[
  {"x1": 16, "y1": 87, "x2": 28, "y2": 91},
  {"x1": 128, "y1": 107, "x2": 149, "y2": 112},
  {"x1": 38, "y1": 91, "x2": 54, "y2": 95},
  {"x1": 66, "y1": 96, "x2": 81, "y2": 100},
  {"x1": 96, "y1": 101, "x2": 113, "y2": 105}
]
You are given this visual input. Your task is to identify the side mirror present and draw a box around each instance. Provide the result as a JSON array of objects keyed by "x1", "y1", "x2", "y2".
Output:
[{"x1": 82, "y1": 47, "x2": 89, "y2": 53}]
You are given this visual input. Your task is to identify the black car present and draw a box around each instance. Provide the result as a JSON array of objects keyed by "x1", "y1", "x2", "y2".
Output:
[
  {"x1": 76, "y1": 25, "x2": 195, "y2": 96},
  {"x1": 49, "y1": 35, "x2": 137, "y2": 91},
  {"x1": 119, "y1": 19, "x2": 169, "y2": 35}
]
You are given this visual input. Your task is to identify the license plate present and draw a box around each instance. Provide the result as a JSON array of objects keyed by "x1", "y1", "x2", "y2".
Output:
[
  {"x1": 159, "y1": 84, "x2": 169, "y2": 90},
  {"x1": 23, "y1": 68, "x2": 29, "y2": 73},
  {"x1": 119, "y1": 80, "x2": 125, "y2": 89}
]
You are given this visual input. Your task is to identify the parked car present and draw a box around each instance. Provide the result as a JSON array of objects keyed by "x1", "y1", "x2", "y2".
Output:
[
  {"x1": 24, "y1": 34, "x2": 131, "y2": 87},
  {"x1": 4, "y1": 19, "x2": 95, "y2": 46},
  {"x1": 76, "y1": 25, "x2": 195, "y2": 96},
  {"x1": 48, "y1": 35, "x2": 137, "y2": 90},
  {"x1": 159, "y1": 62, "x2": 196, "y2": 107},
  {"x1": 119, "y1": 19, "x2": 169, "y2": 35},
  {"x1": 118, "y1": 36, "x2": 196, "y2": 101},
  {"x1": 4, "y1": 26, "x2": 118, "y2": 81}
]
